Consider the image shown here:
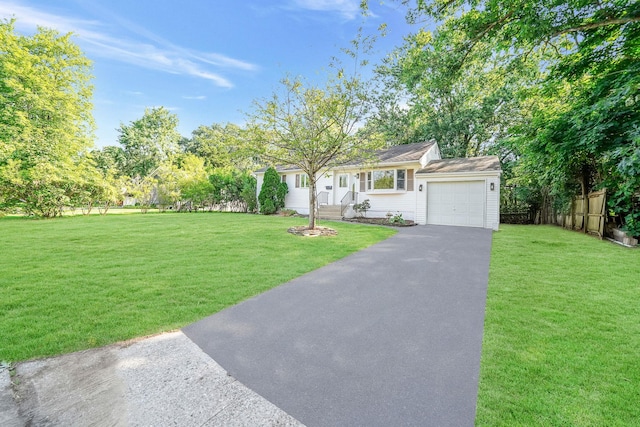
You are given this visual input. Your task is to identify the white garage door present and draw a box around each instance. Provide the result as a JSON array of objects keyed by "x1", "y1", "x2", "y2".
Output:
[{"x1": 427, "y1": 181, "x2": 485, "y2": 227}]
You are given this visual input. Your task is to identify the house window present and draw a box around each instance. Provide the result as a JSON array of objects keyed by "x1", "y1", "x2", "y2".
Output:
[
  {"x1": 295, "y1": 173, "x2": 309, "y2": 188},
  {"x1": 397, "y1": 169, "x2": 405, "y2": 190},
  {"x1": 281, "y1": 175, "x2": 287, "y2": 183},
  {"x1": 373, "y1": 170, "x2": 395, "y2": 189},
  {"x1": 338, "y1": 174, "x2": 348, "y2": 188},
  {"x1": 366, "y1": 169, "x2": 408, "y2": 191}
]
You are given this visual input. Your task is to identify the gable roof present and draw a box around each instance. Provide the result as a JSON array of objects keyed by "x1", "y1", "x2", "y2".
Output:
[
  {"x1": 374, "y1": 140, "x2": 436, "y2": 164},
  {"x1": 416, "y1": 156, "x2": 501, "y2": 174},
  {"x1": 255, "y1": 141, "x2": 437, "y2": 173}
]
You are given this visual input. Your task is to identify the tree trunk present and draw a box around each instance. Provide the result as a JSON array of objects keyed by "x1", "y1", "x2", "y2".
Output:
[{"x1": 308, "y1": 176, "x2": 317, "y2": 230}]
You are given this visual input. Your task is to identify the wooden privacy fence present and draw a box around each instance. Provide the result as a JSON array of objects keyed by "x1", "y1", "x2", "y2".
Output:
[{"x1": 555, "y1": 190, "x2": 607, "y2": 238}]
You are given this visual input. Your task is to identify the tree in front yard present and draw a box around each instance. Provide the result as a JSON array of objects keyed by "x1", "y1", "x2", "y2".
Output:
[{"x1": 247, "y1": 74, "x2": 383, "y2": 229}]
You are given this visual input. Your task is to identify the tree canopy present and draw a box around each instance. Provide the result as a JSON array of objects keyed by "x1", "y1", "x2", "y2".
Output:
[
  {"x1": 180, "y1": 123, "x2": 255, "y2": 171},
  {"x1": 118, "y1": 106, "x2": 181, "y2": 178},
  {"x1": 0, "y1": 19, "x2": 95, "y2": 216}
]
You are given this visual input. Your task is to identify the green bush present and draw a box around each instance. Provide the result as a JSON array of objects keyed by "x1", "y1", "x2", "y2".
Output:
[
  {"x1": 388, "y1": 212, "x2": 405, "y2": 225},
  {"x1": 258, "y1": 167, "x2": 287, "y2": 215},
  {"x1": 241, "y1": 175, "x2": 258, "y2": 213},
  {"x1": 261, "y1": 199, "x2": 276, "y2": 215},
  {"x1": 353, "y1": 199, "x2": 371, "y2": 217}
]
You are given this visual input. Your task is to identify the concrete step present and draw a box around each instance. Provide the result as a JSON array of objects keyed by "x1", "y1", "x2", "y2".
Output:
[
  {"x1": 318, "y1": 205, "x2": 343, "y2": 220},
  {"x1": 318, "y1": 206, "x2": 341, "y2": 212}
]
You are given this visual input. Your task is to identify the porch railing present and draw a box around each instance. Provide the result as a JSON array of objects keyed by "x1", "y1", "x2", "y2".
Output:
[
  {"x1": 340, "y1": 191, "x2": 357, "y2": 216},
  {"x1": 317, "y1": 191, "x2": 329, "y2": 207}
]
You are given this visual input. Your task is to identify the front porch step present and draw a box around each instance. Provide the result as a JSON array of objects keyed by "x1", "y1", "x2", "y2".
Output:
[{"x1": 318, "y1": 205, "x2": 343, "y2": 220}]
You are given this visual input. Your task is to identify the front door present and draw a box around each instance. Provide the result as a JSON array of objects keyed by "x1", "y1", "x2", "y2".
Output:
[{"x1": 334, "y1": 173, "x2": 350, "y2": 206}]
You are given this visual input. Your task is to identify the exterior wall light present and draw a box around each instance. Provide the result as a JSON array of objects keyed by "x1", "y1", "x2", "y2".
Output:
[
  {"x1": 418, "y1": 184, "x2": 423, "y2": 192},
  {"x1": 490, "y1": 182, "x2": 495, "y2": 191}
]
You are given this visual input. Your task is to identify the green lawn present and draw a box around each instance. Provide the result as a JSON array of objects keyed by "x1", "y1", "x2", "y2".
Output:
[
  {"x1": 0, "y1": 213, "x2": 395, "y2": 362},
  {"x1": 477, "y1": 225, "x2": 640, "y2": 426}
]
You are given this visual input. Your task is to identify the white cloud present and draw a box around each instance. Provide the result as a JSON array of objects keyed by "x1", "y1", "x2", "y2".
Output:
[
  {"x1": 0, "y1": 1, "x2": 257, "y2": 88},
  {"x1": 291, "y1": 0, "x2": 361, "y2": 20},
  {"x1": 197, "y1": 53, "x2": 258, "y2": 72},
  {"x1": 182, "y1": 95, "x2": 207, "y2": 100}
]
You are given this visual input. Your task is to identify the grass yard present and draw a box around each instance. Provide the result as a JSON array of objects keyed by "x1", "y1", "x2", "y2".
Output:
[
  {"x1": 0, "y1": 213, "x2": 395, "y2": 362},
  {"x1": 478, "y1": 225, "x2": 640, "y2": 426}
]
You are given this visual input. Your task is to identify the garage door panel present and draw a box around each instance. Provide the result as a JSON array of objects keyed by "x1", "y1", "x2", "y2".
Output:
[{"x1": 427, "y1": 181, "x2": 485, "y2": 228}]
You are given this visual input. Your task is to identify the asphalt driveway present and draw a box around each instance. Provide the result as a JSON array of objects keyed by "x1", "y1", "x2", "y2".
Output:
[{"x1": 183, "y1": 224, "x2": 493, "y2": 426}]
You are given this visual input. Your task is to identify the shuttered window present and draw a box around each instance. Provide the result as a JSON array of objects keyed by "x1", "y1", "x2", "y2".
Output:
[{"x1": 361, "y1": 169, "x2": 409, "y2": 191}]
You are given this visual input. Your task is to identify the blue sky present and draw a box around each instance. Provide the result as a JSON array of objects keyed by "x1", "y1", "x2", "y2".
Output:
[{"x1": 1, "y1": 0, "x2": 415, "y2": 148}]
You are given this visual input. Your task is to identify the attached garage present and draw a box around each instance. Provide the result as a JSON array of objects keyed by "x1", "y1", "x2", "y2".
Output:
[
  {"x1": 415, "y1": 157, "x2": 502, "y2": 230},
  {"x1": 427, "y1": 181, "x2": 485, "y2": 227}
]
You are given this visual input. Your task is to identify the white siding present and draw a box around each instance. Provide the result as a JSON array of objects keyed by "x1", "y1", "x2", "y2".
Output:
[
  {"x1": 420, "y1": 144, "x2": 441, "y2": 167},
  {"x1": 415, "y1": 182, "x2": 427, "y2": 224},
  {"x1": 486, "y1": 177, "x2": 500, "y2": 230},
  {"x1": 279, "y1": 170, "x2": 335, "y2": 214},
  {"x1": 355, "y1": 162, "x2": 423, "y2": 221},
  {"x1": 255, "y1": 174, "x2": 264, "y2": 199},
  {"x1": 283, "y1": 173, "x2": 310, "y2": 214},
  {"x1": 357, "y1": 192, "x2": 418, "y2": 221},
  {"x1": 315, "y1": 172, "x2": 334, "y2": 205}
]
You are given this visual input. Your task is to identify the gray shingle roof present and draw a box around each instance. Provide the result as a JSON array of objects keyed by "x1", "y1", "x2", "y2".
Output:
[
  {"x1": 255, "y1": 141, "x2": 437, "y2": 173},
  {"x1": 375, "y1": 140, "x2": 436, "y2": 163},
  {"x1": 416, "y1": 156, "x2": 501, "y2": 174}
]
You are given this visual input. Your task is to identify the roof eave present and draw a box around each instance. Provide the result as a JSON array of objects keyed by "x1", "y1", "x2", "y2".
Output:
[{"x1": 415, "y1": 169, "x2": 502, "y2": 177}]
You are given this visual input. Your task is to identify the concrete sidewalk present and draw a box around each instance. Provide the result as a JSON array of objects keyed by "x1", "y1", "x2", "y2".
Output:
[
  {"x1": 2, "y1": 332, "x2": 302, "y2": 426},
  {"x1": 184, "y1": 225, "x2": 493, "y2": 426}
]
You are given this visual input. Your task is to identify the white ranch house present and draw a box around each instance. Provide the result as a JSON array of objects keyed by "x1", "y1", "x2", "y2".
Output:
[{"x1": 255, "y1": 141, "x2": 502, "y2": 230}]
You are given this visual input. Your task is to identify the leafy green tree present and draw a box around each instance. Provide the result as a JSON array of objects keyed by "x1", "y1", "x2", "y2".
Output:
[
  {"x1": 208, "y1": 167, "x2": 259, "y2": 212},
  {"x1": 0, "y1": 19, "x2": 95, "y2": 216},
  {"x1": 94, "y1": 172, "x2": 123, "y2": 215},
  {"x1": 154, "y1": 162, "x2": 181, "y2": 211},
  {"x1": 118, "y1": 107, "x2": 181, "y2": 178},
  {"x1": 241, "y1": 175, "x2": 258, "y2": 213},
  {"x1": 373, "y1": 27, "x2": 536, "y2": 157},
  {"x1": 248, "y1": 74, "x2": 382, "y2": 228},
  {"x1": 91, "y1": 146, "x2": 127, "y2": 178},
  {"x1": 181, "y1": 123, "x2": 255, "y2": 171},
  {"x1": 258, "y1": 167, "x2": 287, "y2": 215},
  {"x1": 127, "y1": 175, "x2": 156, "y2": 213},
  {"x1": 174, "y1": 154, "x2": 210, "y2": 211}
]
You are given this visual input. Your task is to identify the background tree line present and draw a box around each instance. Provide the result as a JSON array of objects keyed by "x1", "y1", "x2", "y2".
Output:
[
  {"x1": 92, "y1": 107, "x2": 258, "y2": 214},
  {"x1": 0, "y1": 18, "x2": 258, "y2": 217}
]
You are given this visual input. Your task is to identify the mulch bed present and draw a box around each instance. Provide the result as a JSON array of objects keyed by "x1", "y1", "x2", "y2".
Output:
[
  {"x1": 287, "y1": 225, "x2": 338, "y2": 237},
  {"x1": 343, "y1": 217, "x2": 416, "y2": 227}
]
